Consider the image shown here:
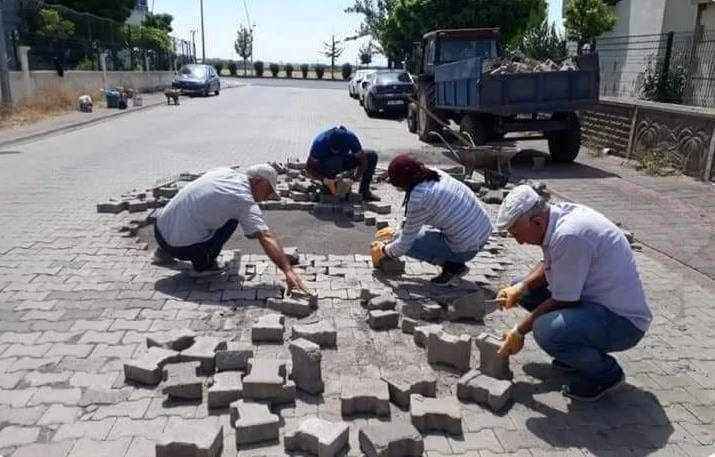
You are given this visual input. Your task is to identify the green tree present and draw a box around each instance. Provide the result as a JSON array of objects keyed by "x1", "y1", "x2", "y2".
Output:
[
  {"x1": 359, "y1": 40, "x2": 377, "y2": 65},
  {"x1": 38, "y1": 8, "x2": 75, "y2": 41},
  {"x1": 518, "y1": 19, "x2": 568, "y2": 61},
  {"x1": 141, "y1": 12, "x2": 173, "y2": 33},
  {"x1": 234, "y1": 25, "x2": 253, "y2": 76},
  {"x1": 564, "y1": 0, "x2": 617, "y2": 53},
  {"x1": 53, "y1": 0, "x2": 138, "y2": 23},
  {"x1": 323, "y1": 34, "x2": 344, "y2": 80},
  {"x1": 128, "y1": 25, "x2": 171, "y2": 50},
  {"x1": 342, "y1": 62, "x2": 353, "y2": 79}
]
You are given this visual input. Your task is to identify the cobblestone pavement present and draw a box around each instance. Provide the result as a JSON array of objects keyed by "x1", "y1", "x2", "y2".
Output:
[{"x1": 0, "y1": 85, "x2": 713, "y2": 457}]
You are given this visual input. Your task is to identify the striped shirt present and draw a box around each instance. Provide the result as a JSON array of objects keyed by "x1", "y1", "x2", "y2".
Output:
[{"x1": 385, "y1": 170, "x2": 493, "y2": 258}]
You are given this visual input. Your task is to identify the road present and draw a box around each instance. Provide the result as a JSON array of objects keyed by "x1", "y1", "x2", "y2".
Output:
[{"x1": 0, "y1": 80, "x2": 713, "y2": 457}]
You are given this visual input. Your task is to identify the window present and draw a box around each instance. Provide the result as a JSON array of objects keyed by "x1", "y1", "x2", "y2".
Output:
[
  {"x1": 438, "y1": 38, "x2": 497, "y2": 63},
  {"x1": 376, "y1": 72, "x2": 412, "y2": 84}
]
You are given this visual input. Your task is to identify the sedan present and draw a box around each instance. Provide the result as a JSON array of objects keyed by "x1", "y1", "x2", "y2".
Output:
[
  {"x1": 171, "y1": 64, "x2": 221, "y2": 97},
  {"x1": 363, "y1": 70, "x2": 415, "y2": 117},
  {"x1": 348, "y1": 69, "x2": 371, "y2": 98}
]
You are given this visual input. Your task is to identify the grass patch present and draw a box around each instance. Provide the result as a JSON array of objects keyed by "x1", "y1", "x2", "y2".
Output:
[{"x1": 0, "y1": 86, "x2": 104, "y2": 129}]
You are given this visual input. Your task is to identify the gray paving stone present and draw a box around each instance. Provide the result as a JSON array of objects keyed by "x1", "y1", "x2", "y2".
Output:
[
  {"x1": 381, "y1": 370, "x2": 437, "y2": 408},
  {"x1": 251, "y1": 314, "x2": 285, "y2": 343},
  {"x1": 427, "y1": 330, "x2": 472, "y2": 373},
  {"x1": 179, "y1": 336, "x2": 226, "y2": 374},
  {"x1": 123, "y1": 346, "x2": 179, "y2": 386},
  {"x1": 162, "y1": 362, "x2": 203, "y2": 400},
  {"x1": 242, "y1": 357, "x2": 294, "y2": 404},
  {"x1": 413, "y1": 324, "x2": 443, "y2": 348},
  {"x1": 409, "y1": 394, "x2": 462, "y2": 436},
  {"x1": 10, "y1": 440, "x2": 74, "y2": 457},
  {"x1": 379, "y1": 258, "x2": 405, "y2": 275},
  {"x1": 0, "y1": 405, "x2": 46, "y2": 426},
  {"x1": 77, "y1": 388, "x2": 130, "y2": 407},
  {"x1": 457, "y1": 369, "x2": 514, "y2": 412},
  {"x1": 231, "y1": 399, "x2": 279, "y2": 446},
  {"x1": 214, "y1": 341, "x2": 253, "y2": 372},
  {"x1": 266, "y1": 294, "x2": 317, "y2": 317},
  {"x1": 38, "y1": 404, "x2": 80, "y2": 424},
  {"x1": 155, "y1": 419, "x2": 223, "y2": 457},
  {"x1": 107, "y1": 417, "x2": 168, "y2": 440},
  {"x1": 341, "y1": 379, "x2": 390, "y2": 417},
  {"x1": 291, "y1": 319, "x2": 338, "y2": 347},
  {"x1": 475, "y1": 333, "x2": 513, "y2": 380},
  {"x1": 146, "y1": 329, "x2": 197, "y2": 352},
  {"x1": 0, "y1": 425, "x2": 40, "y2": 448},
  {"x1": 207, "y1": 371, "x2": 242, "y2": 409},
  {"x1": 364, "y1": 294, "x2": 397, "y2": 311},
  {"x1": 284, "y1": 416, "x2": 350, "y2": 457},
  {"x1": 91, "y1": 398, "x2": 151, "y2": 420},
  {"x1": 444, "y1": 290, "x2": 486, "y2": 322},
  {"x1": 420, "y1": 303, "x2": 443, "y2": 321},
  {"x1": 66, "y1": 437, "x2": 132, "y2": 457},
  {"x1": 289, "y1": 338, "x2": 324, "y2": 395},
  {"x1": 27, "y1": 387, "x2": 81, "y2": 406},
  {"x1": 368, "y1": 310, "x2": 399, "y2": 331},
  {"x1": 51, "y1": 418, "x2": 115, "y2": 441},
  {"x1": 400, "y1": 317, "x2": 418, "y2": 334},
  {"x1": 359, "y1": 421, "x2": 424, "y2": 457}
]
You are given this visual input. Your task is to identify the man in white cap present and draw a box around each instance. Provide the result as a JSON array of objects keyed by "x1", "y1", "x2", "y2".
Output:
[
  {"x1": 152, "y1": 164, "x2": 311, "y2": 294},
  {"x1": 494, "y1": 185, "x2": 652, "y2": 402}
]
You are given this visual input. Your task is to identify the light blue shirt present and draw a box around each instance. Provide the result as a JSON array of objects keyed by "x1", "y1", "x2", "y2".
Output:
[{"x1": 542, "y1": 202, "x2": 653, "y2": 332}]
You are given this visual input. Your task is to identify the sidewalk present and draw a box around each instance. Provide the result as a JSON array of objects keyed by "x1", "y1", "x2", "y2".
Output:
[{"x1": 512, "y1": 142, "x2": 715, "y2": 280}]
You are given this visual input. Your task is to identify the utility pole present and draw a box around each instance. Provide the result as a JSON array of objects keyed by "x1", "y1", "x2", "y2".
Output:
[
  {"x1": 199, "y1": 0, "x2": 206, "y2": 63},
  {"x1": 0, "y1": 2, "x2": 12, "y2": 106},
  {"x1": 190, "y1": 30, "x2": 196, "y2": 63}
]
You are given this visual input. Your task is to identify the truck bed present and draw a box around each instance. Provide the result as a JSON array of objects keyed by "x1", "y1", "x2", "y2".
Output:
[{"x1": 433, "y1": 54, "x2": 600, "y2": 116}]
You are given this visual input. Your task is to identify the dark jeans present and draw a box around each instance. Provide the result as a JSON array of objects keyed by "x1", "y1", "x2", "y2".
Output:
[
  {"x1": 154, "y1": 220, "x2": 238, "y2": 271},
  {"x1": 319, "y1": 150, "x2": 378, "y2": 196},
  {"x1": 514, "y1": 277, "x2": 645, "y2": 385}
]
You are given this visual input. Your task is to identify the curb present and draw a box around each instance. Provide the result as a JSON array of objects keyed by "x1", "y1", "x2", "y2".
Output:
[{"x1": 0, "y1": 84, "x2": 244, "y2": 149}]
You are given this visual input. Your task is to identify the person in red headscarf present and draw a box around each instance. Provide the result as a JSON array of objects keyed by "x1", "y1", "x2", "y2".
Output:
[{"x1": 371, "y1": 154, "x2": 493, "y2": 286}]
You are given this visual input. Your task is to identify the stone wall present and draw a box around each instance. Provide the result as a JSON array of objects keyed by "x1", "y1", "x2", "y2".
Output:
[{"x1": 580, "y1": 96, "x2": 715, "y2": 181}]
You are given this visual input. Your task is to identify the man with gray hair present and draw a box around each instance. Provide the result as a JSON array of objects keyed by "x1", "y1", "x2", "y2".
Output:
[
  {"x1": 494, "y1": 185, "x2": 652, "y2": 402},
  {"x1": 152, "y1": 164, "x2": 311, "y2": 295}
]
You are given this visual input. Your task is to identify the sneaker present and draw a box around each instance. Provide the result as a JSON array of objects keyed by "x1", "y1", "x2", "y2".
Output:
[
  {"x1": 430, "y1": 264, "x2": 469, "y2": 287},
  {"x1": 552, "y1": 359, "x2": 579, "y2": 373},
  {"x1": 151, "y1": 247, "x2": 176, "y2": 265},
  {"x1": 562, "y1": 370, "x2": 625, "y2": 402},
  {"x1": 362, "y1": 192, "x2": 381, "y2": 202},
  {"x1": 189, "y1": 259, "x2": 229, "y2": 277}
]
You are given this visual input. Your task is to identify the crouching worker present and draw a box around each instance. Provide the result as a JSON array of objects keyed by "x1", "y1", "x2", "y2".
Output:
[
  {"x1": 152, "y1": 164, "x2": 311, "y2": 294},
  {"x1": 370, "y1": 154, "x2": 493, "y2": 286},
  {"x1": 494, "y1": 185, "x2": 652, "y2": 402}
]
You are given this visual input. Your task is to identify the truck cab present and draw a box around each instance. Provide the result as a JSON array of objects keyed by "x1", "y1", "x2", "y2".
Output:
[{"x1": 418, "y1": 28, "x2": 501, "y2": 77}]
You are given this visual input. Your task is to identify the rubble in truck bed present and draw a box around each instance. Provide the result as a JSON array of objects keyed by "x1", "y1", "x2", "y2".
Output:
[{"x1": 483, "y1": 56, "x2": 578, "y2": 75}]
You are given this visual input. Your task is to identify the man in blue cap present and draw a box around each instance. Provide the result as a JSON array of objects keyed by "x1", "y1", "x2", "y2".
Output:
[{"x1": 305, "y1": 126, "x2": 381, "y2": 202}]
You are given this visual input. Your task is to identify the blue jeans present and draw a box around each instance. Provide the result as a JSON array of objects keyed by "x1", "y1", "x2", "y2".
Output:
[
  {"x1": 516, "y1": 278, "x2": 645, "y2": 385},
  {"x1": 319, "y1": 150, "x2": 378, "y2": 196},
  {"x1": 405, "y1": 228, "x2": 478, "y2": 267}
]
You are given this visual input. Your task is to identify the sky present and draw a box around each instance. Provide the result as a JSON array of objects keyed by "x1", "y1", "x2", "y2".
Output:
[{"x1": 156, "y1": 0, "x2": 564, "y2": 65}]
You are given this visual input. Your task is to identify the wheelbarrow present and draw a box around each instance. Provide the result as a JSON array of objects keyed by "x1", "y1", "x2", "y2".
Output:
[{"x1": 428, "y1": 128, "x2": 520, "y2": 188}]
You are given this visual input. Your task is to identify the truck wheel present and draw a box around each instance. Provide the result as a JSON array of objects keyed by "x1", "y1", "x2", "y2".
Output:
[
  {"x1": 459, "y1": 115, "x2": 488, "y2": 145},
  {"x1": 407, "y1": 103, "x2": 417, "y2": 133},
  {"x1": 547, "y1": 112, "x2": 581, "y2": 163},
  {"x1": 417, "y1": 83, "x2": 439, "y2": 142}
]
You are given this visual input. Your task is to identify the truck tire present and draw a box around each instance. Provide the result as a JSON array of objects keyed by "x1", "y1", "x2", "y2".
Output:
[
  {"x1": 547, "y1": 112, "x2": 581, "y2": 163},
  {"x1": 407, "y1": 103, "x2": 417, "y2": 133},
  {"x1": 459, "y1": 114, "x2": 488, "y2": 145},
  {"x1": 417, "y1": 82, "x2": 439, "y2": 142}
]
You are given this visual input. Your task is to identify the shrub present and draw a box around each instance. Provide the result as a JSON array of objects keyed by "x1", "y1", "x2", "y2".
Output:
[
  {"x1": 284, "y1": 63, "x2": 294, "y2": 78},
  {"x1": 341, "y1": 62, "x2": 353, "y2": 80},
  {"x1": 269, "y1": 63, "x2": 280, "y2": 77},
  {"x1": 213, "y1": 61, "x2": 224, "y2": 75},
  {"x1": 227, "y1": 61, "x2": 237, "y2": 76},
  {"x1": 253, "y1": 60, "x2": 264, "y2": 77},
  {"x1": 300, "y1": 63, "x2": 309, "y2": 79},
  {"x1": 639, "y1": 55, "x2": 688, "y2": 104},
  {"x1": 315, "y1": 64, "x2": 325, "y2": 80}
]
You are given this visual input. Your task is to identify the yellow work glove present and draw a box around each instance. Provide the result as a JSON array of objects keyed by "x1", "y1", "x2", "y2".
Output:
[
  {"x1": 375, "y1": 226, "x2": 396, "y2": 243},
  {"x1": 496, "y1": 281, "x2": 528, "y2": 310},
  {"x1": 323, "y1": 178, "x2": 338, "y2": 195},
  {"x1": 497, "y1": 325, "x2": 525, "y2": 357},
  {"x1": 370, "y1": 241, "x2": 387, "y2": 267}
]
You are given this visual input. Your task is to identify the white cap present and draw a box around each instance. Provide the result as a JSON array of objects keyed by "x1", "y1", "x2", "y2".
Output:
[
  {"x1": 245, "y1": 164, "x2": 280, "y2": 200},
  {"x1": 496, "y1": 185, "x2": 542, "y2": 230}
]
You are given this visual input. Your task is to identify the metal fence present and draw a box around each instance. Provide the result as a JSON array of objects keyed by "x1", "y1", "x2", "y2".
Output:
[
  {"x1": 595, "y1": 28, "x2": 715, "y2": 108},
  {"x1": 2, "y1": 0, "x2": 194, "y2": 72}
]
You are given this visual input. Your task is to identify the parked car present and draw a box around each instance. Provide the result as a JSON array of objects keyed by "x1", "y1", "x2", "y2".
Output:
[
  {"x1": 171, "y1": 64, "x2": 221, "y2": 97},
  {"x1": 357, "y1": 70, "x2": 377, "y2": 106},
  {"x1": 348, "y1": 69, "x2": 372, "y2": 98},
  {"x1": 363, "y1": 70, "x2": 415, "y2": 117}
]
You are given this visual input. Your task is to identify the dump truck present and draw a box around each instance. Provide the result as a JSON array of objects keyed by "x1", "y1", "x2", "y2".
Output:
[{"x1": 406, "y1": 28, "x2": 600, "y2": 163}]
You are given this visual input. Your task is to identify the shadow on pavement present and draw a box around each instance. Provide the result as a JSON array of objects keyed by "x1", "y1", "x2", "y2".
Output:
[
  {"x1": 511, "y1": 160, "x2": 622, "y2": 181},
  {"x1": 516, "y1": 362, "x2": 673, "y2": 456}
]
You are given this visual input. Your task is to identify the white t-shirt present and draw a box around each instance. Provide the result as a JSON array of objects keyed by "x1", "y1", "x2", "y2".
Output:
[
  {"x1": 156, "y1": 167, "x2": 269, "y2": 247},
  {"x1": 542, "y1": 202, "x2": 653, "y2": 332}
]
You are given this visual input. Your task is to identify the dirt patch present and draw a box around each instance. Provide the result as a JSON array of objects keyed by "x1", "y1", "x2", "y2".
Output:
[{"x1": 138, "y1": 210, "x2": 379, "y2": 256}]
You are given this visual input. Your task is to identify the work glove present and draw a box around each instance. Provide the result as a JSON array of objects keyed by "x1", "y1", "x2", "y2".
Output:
[
  {"x1": 375, "y1": 226, "x2": 396, "y2": 243},
  {"x1": 497, "y1": 324, "x2": 525, "y2": 357},
  {"x1": 323, "y1": 178, "x2": 338, "y2": 195},
  {"x1": 370, "y1": 241, "x2": 387, "y2": 267},
  {"x1": 496, "y1": 281, "x2": 528, "y2": 310}
]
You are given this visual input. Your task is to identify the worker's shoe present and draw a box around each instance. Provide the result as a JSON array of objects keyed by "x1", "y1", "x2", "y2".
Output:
[
  {"x1": 151, "y1": 247, "x2": 176, "y2": 266},
  {"x1": 189, "y1": 258, "x2": 229, "y2": 277},
  {"x1": 561, "y1": 369, "x2": 625, "y2": 402},
  {"x1": 552, "y1": 359, "x2": 579, "y2": 373},
  {"x1": 362, "y1": 191, "x2": 381, "y2": 202},
  {"x1": 430, "y1": 262, "x2": 469, "y2": 287}
]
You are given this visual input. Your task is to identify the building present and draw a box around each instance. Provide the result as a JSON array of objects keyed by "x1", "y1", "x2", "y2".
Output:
[{"x1": 126, "y1": 0, "x2": 149, "y2": 26}]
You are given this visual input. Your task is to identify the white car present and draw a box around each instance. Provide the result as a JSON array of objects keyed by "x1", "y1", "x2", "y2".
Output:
[
  {"x1": 358, "y1": 70, "x2": 377, "y2": 106},
  {"x1": 348, "y1": 69, "x2": 372, "y2": 98}
]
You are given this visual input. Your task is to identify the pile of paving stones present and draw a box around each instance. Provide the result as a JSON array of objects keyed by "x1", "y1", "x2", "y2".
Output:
[{"x1": 484, "y1": 56, "x2": 578, "y2": 75}]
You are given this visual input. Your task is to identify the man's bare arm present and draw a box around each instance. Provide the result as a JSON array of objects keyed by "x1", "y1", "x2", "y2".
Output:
[
  {"x1": 352, "y1": 150, "x2": 368, "y2": 181},
  {"x1": 523, "y1": 261, "x2": 547, "y2": 292},
  {"x1": 256, "y1": 230, "x2": 292, "y2": 273}
]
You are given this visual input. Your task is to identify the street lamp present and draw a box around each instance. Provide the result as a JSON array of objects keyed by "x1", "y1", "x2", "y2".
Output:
[{"x1": 199, "y1": 0, "x2": 206, "y2": 62}]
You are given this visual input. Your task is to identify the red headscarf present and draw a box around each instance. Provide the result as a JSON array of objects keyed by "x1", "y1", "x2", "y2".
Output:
[{"x1": 387, "y1": 154, "x2": 440, "y2": 211}]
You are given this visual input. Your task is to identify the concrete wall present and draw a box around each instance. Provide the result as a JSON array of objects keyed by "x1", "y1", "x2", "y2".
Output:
[
  {"x1": 9, "y1": 70, "x2": 174, "y2": 102},
  {"x1": 662, "y1": 0, "x2": 698, "y2": 33}
]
